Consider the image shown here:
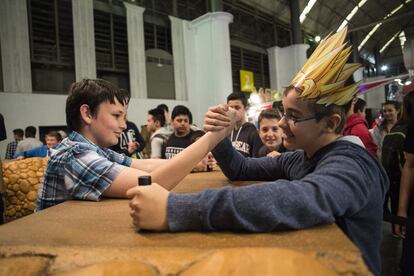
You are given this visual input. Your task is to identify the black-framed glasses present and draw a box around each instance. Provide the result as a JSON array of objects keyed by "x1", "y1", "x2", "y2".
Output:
[{"x1": 281, "y1": 112, "x2": 317, "y2": 125}]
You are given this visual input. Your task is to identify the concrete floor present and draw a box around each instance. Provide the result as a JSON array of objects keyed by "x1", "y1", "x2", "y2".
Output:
[{"x1": 381, "y1": 222, "x2": 402, "y2": 276}]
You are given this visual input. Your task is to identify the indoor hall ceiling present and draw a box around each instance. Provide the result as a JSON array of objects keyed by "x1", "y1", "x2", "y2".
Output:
[{"x1": 240, "y1": 0, "x2": 414, "y2": 72}]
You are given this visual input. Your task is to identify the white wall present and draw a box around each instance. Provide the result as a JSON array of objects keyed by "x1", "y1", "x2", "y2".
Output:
[
  {"x1": 359, "y1": 76, "x2": 387, "y2": 109},
  {"x1": 183, "y1": 13, "x2": 233, "y2": 126},
  {"x1": 267, "y1": 44, "x2": 309, "y2": 92},
  {"x1": 0, "y1": 92, "x2": 188, "y2": 158}
]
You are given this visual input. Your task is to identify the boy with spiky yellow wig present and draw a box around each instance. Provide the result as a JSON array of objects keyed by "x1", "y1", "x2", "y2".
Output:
[{"x1": 127, "y1": 28, "x2": 388, "y2": 275}]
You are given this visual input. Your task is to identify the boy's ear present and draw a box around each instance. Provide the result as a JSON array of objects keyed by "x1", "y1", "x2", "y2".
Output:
[
  {"x1": 79, "y1": 104, "x2": 93, "y2": 125},
  {"x1": 324, "y1": 114, "x2": 342, "y2": 133}
]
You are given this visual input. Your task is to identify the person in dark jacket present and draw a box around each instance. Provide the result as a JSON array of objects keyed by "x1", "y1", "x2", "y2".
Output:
[
  {"x1": 163, "y1": 105, "x2": 204, "y2": 160},
  {"x1": 163, "y1": 105, "x2": 209, "y2": 172},
  {"x1": 226, "y1": 92, "x2": 263, "y2": 157},
  {"x1": 110, "y1": 120, "x2": 145, "y2": 158},
  {"x1": 393, "y1": 91, "x2": 414, "y2": 276},
  {"x1": 343, "y1": 98, "x2": 377, "y2": 156}
]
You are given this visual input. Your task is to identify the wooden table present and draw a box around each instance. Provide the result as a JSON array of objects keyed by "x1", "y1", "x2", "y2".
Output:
[{"x1": 0, "y1": 170, "x2": 370, "y2": 275}]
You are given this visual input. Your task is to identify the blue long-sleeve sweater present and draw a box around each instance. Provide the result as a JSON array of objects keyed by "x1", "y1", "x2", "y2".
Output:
[
  {"x1": 167, "y1": 137, "x2": 388, "y2": 276},
  {"x1": 14, "y1": 145, "x2": 48, "y2": 158}
]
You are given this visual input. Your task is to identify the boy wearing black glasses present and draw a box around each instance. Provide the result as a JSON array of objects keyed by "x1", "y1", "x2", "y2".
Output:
[{"x1": 127, "y1": 28, "x2": 387, "y2": 276}]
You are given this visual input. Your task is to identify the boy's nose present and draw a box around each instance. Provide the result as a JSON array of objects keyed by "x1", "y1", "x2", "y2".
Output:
[
  {"x1": 278, "y1": 116, "x2": 287, "y2": 128},
  {"x1": 120, "y1": 120, "x2": 127, "y2": 130}
]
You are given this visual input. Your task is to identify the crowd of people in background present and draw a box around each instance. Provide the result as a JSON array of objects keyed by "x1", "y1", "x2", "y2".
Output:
[
  {"x1": 1, "y1": 93, "x2": 412, "y2": 194},
  {"x1": 1, "y1": 82, "x2": 413, "y2": 275},
  {"x1": 1, "y1": 93, "x2": 412, "y2": 183},
  {"x1": 4, "y1": 126, "x2": 66, "y2": 160}
]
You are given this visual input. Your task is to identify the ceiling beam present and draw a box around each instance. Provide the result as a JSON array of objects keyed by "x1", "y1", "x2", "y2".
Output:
[{"x1": 349, "y1": 11, "x2": 414, "y2": 32}]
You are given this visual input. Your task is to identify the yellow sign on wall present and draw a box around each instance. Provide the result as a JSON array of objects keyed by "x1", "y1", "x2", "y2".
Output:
[{"x1": 240, "y1": 70, "x2": 254, "y2": 92}]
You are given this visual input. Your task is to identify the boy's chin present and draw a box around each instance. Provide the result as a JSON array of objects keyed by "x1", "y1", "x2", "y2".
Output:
[
  {"x1": 282, "y1": 140, "x2": 295, "y2": 150},
  {"x1": 102, "y1": 140, "x2": 118, "y2": 148}
]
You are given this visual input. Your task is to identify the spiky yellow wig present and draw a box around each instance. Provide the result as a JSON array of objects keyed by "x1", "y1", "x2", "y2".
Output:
[{"x1": 290, "y1": 27, "x2": 361, "y2": 106}]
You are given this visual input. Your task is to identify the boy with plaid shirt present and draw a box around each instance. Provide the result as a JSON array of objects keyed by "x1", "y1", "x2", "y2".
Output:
[{"x1": 37, "y1": 79, "x2": 193, "y2": 210}]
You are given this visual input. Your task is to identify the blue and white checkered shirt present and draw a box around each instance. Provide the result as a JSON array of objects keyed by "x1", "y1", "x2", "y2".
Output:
[
  {"x1": 36, "y1": 131, "x2": 132, "y2": 211},
  {"x1": 5, "y1": 141, "x2": 18, "y2": 159}
]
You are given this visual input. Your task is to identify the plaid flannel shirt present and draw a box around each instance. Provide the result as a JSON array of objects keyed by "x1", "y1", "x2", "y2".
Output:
[
  {"x1": 36, "y1": 131, "x2": 131, "y2": 211},
  {"x1": 5, "y1": 141, "x2": 17, "y2": 159}
]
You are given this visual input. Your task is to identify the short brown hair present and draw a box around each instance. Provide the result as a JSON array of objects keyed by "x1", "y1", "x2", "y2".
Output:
[
  {"x1": 258, "y1": 109, "x2": 281, "y2": 128},
  {"x1": 13, "y1": 129, "x2": 24, "y2": 138},
  {"x1": 66, "y1": 79, "x2": 130, "y2": 132},
  {"x1": 46, "y1": 131, "x2": 63, "y2": 142},
  {"x1": 148, "y1": 108, "x2": 165, "y2": 127}
]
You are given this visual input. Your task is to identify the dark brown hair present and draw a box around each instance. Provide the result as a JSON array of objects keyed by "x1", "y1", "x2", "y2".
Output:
[
  {"x1": 66, "y1": 79, "x2": 130, "y2": 132},
  {"x1": 258, "y1": 109, "x2": 281, "y2": 128},
  {"x1": 379, "y1": 100, "x2": 401, "y2": 130},
  {"x1": 227, "y1": 92, "x2": 248, "y2": 107},
  {"x1": 353, "y1": 98, "x2": 366, "y2": 113},
  {"x1": 46, "y1": 131, "x2": 63, "y2": 142},
  {"x1": 148, "y1": 108, "x2": 166, "y2": 127},
  {"x1": 13, "y1": 128, "x2": 24, "y2": 138},
  {"x1": 171, "y1": 105, "x2": 193, "y2": 124},
  {"x1": 25, "y1": 126, "x2": 37, "y2": 138}
]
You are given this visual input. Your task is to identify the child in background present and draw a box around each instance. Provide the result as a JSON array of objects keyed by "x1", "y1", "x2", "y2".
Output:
[
  {"x1": 15, "y1": 131, "x2": 62, "y2": 159},
  {"x1": 226, "y1": 92, "x2": 263, "y2": 157},
  {"x1": 257, "y1": 109, "x2": 285, "y2": 157}
]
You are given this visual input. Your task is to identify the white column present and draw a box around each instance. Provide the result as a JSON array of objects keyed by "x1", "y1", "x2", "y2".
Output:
[
  {"x1": 403, "y1": 38, "x2": 414, "y2": 72},
  {"x1": 362, "y1": 76, "x2": 387, "y2": 109},
  {"x1": 72, "y1": 0, "x2": 96, "y2": 81},
  {"x1": 0, "y1": 0, "x2": 32, "y2": 93},
  {"x1": 353, "y1": 67, "x2": 364, "y2": 82},
  {"x1": 169, "y1": 16, "x2": 188, "y2": 101},
  {"x1": 267, "y1": 44, "x2": 309, "y2": 92},
  {"x1": 185, "y1": 12, "x2": 233, "y2": 126},
  {"x1": 124, "y1": 3, "x2": 147, "y2": 98}
]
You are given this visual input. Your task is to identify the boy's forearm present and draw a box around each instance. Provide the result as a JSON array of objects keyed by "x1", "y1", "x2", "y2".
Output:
[
  {"x1": 152, "y1": 131, "x2": 225, "y2": 190},
  {"x1": 105, "y1": 166, "x2": 151, "y2": 197},
  {"x1": 131, "y1": 158, "x2": 167, "y2": 172}
]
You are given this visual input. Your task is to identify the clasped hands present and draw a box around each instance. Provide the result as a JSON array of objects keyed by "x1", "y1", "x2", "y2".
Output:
[
  {"x1": 127, "y1": 104, "x2": 237, "y2": 231},
  {"x1": 204, "y1": 104, "x2": 237, "y2": 137}
]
